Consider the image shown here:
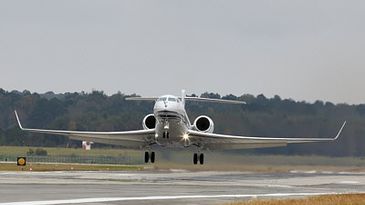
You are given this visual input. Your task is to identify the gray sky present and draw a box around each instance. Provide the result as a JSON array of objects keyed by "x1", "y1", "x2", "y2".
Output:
[{"x1": 0, "y1": 1, "x2": 364, "y2": 104}]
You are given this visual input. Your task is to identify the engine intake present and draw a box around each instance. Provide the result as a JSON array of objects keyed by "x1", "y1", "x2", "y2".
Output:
[
  {"x1": 143, "y1": 114, "x2": 156, "y2": 130},
  {"x1": 193, "y1": 115, "x2": 214, "y2": 133}
]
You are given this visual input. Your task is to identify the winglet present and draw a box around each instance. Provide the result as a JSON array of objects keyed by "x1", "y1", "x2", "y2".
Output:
[
  {"x1": 334, "y1": 121, "x2": 347, "y2": 140},
  {"x1": 14, "y1": 110, "x2": 24, "y2": 130}
]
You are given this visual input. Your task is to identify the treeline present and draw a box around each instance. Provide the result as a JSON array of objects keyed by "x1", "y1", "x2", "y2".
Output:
[{"x1": 0, "y1": 88, "x2": 364, "y2": 157}]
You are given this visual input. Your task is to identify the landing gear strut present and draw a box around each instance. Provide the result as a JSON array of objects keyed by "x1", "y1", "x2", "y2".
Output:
[
  {"x1": 193, "y1": 153, "x2": 204, "y2": 165},
  {"x1": 144, "y1": 151, "x2": 155, "y2": 163}
]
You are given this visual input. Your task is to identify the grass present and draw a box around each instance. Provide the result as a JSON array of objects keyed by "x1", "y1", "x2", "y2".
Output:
[
  {"x1": 0, "y1": 146, "x2": 145, "y2": 171},
  {"x1": 228, "y1": 194, "x2": 365, "y2": 205},
  {"x1": 152, "y1": 150, "x2": 365, "y2": 172},
  {"x1": 0, "y1": 146, "x2": 140, "y2": 157},
  {"x1": 2, "y1": 146, "x2": 365, "y2": 172},
  {"x1": 153, "y1": 162, "x2": 365, "y2": 173},
  {"x1": 0, "y1": 162, "x2": 145, "y2": 171}
]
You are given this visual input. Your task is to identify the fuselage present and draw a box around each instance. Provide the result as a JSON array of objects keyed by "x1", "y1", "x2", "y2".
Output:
[{"x1": 153, "y1": 95, "x2": 191, "y2": 147}]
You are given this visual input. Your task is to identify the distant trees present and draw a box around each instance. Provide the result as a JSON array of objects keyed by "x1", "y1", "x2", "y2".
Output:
[
  {"x1": 0, "y1": 89, "x2": 364, "y2": 156},
  {"x1": 200, "y1": 92, "x2": 221, "y2": 99}
]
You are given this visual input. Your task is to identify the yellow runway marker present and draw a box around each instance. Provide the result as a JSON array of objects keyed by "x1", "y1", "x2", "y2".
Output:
[{"x1": 17, "y1": 157, "x2": 26, "y2": 166}]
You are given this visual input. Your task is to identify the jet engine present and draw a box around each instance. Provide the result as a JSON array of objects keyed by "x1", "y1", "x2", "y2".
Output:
[
  {"x1": 142, "y1": 114, "x2": 156, "y2": 130},
  {"x1": 193, "y1": 115, "x2": 214, "y2": 133}
]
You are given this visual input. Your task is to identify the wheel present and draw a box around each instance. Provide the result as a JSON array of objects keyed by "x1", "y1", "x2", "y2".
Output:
[
  {"x1": 144, "y1": 152, "x2": 149, "y2": 163},
  {"x1": 193, "y1": 153, "x2": 198, "y2": 164},
  {"x1": 199, "y1": 153, "x2": 204, "y2": 165},
  {"x1": 150, "y1": 152, "x2": 155, "y2": 163}
]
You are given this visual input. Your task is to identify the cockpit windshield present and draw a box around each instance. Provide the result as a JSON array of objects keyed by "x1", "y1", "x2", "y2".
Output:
[
  {"x1": 157, "y1": 97, "x2": 167, "y2": 102},
  {"x1": 157, "y1": 96, "x2": 178, "y2": 102}
]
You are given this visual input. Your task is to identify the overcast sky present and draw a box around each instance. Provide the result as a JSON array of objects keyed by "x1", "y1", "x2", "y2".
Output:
[{"x1": 0, "y1": 1, "x2": 364, "y2": 104}]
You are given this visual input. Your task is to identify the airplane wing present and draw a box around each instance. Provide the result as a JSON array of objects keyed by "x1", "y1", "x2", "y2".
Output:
[
  {"x1": 125, "y1": 97, "x2": 158, "y2": 101},
  {"x1": 14, "y1": 111, "x2": 155, "y2": 149},
  {"x1": 186, "y1": 121, "x2": 346, "y2": 150}
]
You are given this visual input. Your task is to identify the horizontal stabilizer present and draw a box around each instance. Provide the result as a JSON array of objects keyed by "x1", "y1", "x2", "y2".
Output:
[{"x1": 125, "y1": 96, "x2": 245, "y2": 104}]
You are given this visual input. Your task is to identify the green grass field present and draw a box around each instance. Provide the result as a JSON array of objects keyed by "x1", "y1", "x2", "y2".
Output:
[
  {"x1": 1, "y1": 146, "x2": 365, "y2": 172},
  {"x1": 0, "y1": 146, "x2": 140, "y2": 157},
  {"x1": 0, "y1": 162, "x2": 145, "y2": 171}
]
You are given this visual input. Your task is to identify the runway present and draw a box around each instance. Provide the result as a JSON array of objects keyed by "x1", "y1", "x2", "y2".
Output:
[{"x1": 0, "y1": 170, "x2": 365, "y2": 205}]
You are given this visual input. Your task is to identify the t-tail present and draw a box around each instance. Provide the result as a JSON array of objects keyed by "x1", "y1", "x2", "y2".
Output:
[
  {"x1": 125, "y1": 90, "x2": 245, "y2": 105},
  {"x1": 181, "y1": 89, "x2": 186, "y2": 106}
]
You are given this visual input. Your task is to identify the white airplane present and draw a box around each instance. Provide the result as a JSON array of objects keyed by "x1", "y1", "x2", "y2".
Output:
[{"x1": 14, "y1": 90, "x2": 346, "y2": 165}]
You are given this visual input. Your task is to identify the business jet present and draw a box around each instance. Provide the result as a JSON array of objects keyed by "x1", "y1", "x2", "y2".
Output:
[{"x1": 14, "y1": 90, "x2": 346, "y2": 165}]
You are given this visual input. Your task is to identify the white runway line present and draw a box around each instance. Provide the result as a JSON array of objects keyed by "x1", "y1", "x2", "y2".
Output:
[
  {"x1": 0, "y1": 192, "x2": 338, "y2": 205},
  {"x1": 338, "y1": 181, "x2": 360, "y2": 184}
]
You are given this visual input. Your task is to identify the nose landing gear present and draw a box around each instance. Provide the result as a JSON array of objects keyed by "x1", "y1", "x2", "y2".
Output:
[{"x1": 162, "y1": 131, "x2": 170, "y2": 139}]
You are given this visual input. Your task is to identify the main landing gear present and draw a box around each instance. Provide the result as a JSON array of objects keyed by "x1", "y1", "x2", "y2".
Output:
[
  {"x1": 144, "y1": 151, "x2": 155, "y2": 163},
  {"x1": 193, "y1": 153, "x2": 204, "y2": 165}
]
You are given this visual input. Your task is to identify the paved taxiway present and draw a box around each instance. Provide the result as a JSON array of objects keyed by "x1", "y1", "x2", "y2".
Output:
[{"x1": 0, "y1": 170, "x2": 365, "y2": 205}]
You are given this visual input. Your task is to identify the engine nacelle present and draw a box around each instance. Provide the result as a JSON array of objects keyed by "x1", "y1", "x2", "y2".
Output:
[
  {"x1": 193, "y1": 115, "x2": 214, "y2": 133},
  {"x1": 142, "y1": 114, "x2": 156, "y2": 130}
]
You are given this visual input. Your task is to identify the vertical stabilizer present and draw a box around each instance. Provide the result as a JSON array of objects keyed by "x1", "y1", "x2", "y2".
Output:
[{"x1": 181, "y1": 89, "x2": 186, "y2": 106}]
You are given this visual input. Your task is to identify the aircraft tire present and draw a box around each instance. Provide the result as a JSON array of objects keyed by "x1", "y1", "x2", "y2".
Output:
[
  {"x1": 144, "y1": 152, "x2": 149, "y2": 163},
  {"x1": 199, "y1": 153, "x2": 204, "y2": 165},
  {"x1": 193, "y1": 153, "x2": 198, "y2": 164},
  {"x1": 151, "y1": 152, "x2": 155, "y2": 163}
]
